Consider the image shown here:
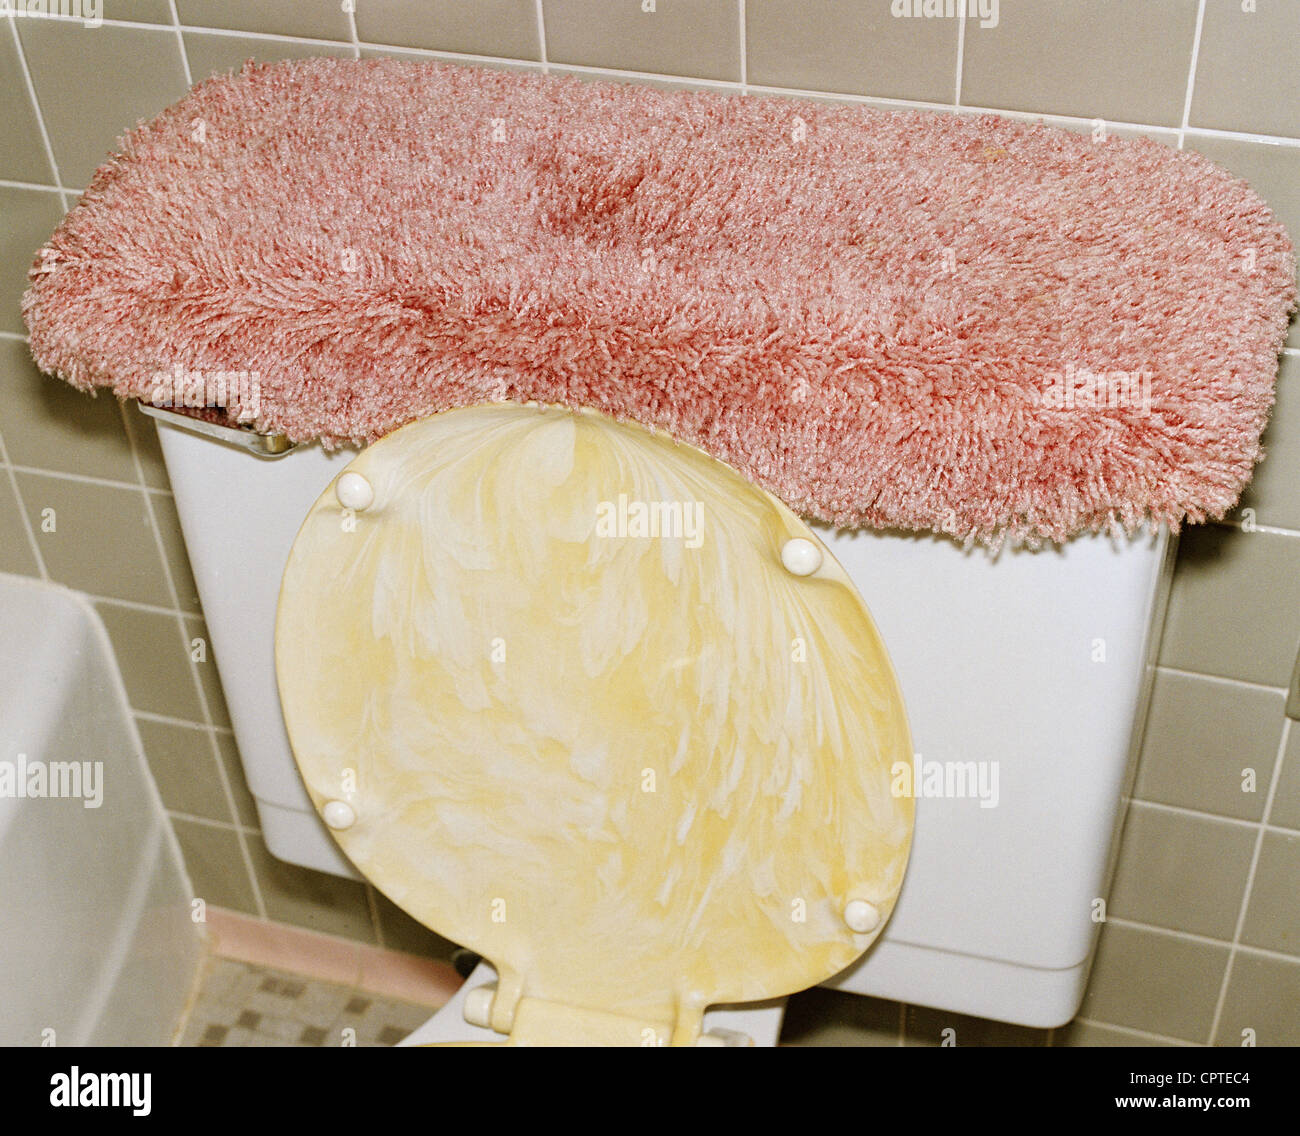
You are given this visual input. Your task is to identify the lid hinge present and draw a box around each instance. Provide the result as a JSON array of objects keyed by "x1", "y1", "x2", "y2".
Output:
[{"x1": 464, "y1": 984, "x2": 749, "y2": 1047}]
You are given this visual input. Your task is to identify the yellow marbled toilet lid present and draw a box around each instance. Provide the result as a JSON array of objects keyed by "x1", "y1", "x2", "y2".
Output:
[{"x1": 276, "y1": 404, "x2": 913, "y2": 1045}]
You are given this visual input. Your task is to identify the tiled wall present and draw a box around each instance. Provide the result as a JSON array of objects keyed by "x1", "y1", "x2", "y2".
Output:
[{"x1": 1, "y1": 1, "x2": 1296, "y2": 1046}]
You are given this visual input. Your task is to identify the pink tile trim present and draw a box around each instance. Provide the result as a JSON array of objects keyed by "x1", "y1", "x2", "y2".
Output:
[{"x1": 206, "y1": 907, "x2": 462, "y2": 1008}]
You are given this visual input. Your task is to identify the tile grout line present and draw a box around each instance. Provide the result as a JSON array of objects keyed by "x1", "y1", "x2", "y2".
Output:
[
  {"x1": 1153, "y1": 663, "x2": 1291, "y2": 694},
  {"x1": 180, "y1": 643, "x2": 269, "y2": 921},
  {"x1": 1206, "y1": 716, "x2": 1291, "y2": 1045},
  {"x1": 952, "y1": 3, "x2": 965, "y2": 108},
  {"x1": 0, "y1": 178, "x2": 63, "y2": 193},
  {"x1": 345, "y1": 0, "x2": 360, "y2": 59},
  {"x1": 736, "y1": 0, "x2": 746, "y2": 94},
  {"x1": 164, "y1": 808, "x2": 261, "y2": 836},
  {"x1": 534, "y1": 0, "x2": 548, "y2": 76},
  {"x1": 116, "y1": 400, "x2": 268, "y2": 921},
  {"x1": 166, "y1": 0, "x2": 193, "y2": 87},
  {"x1": 79, "y1": 592, "x2": 191, "y2": 619},
  {"x1": 5, "y1": 0, "x2": 70, "y2": 622},
  {"x1": 1069, "y1": 1016, "x2": 1199, "y2": 1047},
  {"x1": 364, "y1": 885, "x2": 387, "y2": 951},
  {"x1": 0, "y1": 435, "x2": 49, "y2": 581},
  {"x1": 1210, "y1": 518, "x2": 1300, "y2": 539},
  {"x1": 72, "y1": 17, "x2": 352, "y2": 48},
  {"x1": 1106, "y1": 914, "x2": 1300, "y2": 966},
  {"x1": 1218, "y1": 941, "x2": 1300, "y2": 967},
  {"x1": 1127, "y1": 796, "x2": 1300, "y2": 838},
  {"x1": 1182, "y1": 124, "x2": 1300, "y2": 148},
  {"x1": 9, "y1": 461, "x2": 180, "y2": 494},
  {"x1": 6, "y1": 15, "x2": 71, "y2": 210},
  {"x1": 536, "y1": 60, "x2": 732, "y2": 91},
  {"x1": 1176, "y1": 0, "x2": 1208, "y2": 152},
  {"x1": 135, "y1": 707, "x2": 234, "y2": 734}
]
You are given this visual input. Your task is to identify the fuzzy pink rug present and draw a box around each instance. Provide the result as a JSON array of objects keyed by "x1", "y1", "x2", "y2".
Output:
[{"x1": 22, "y1": 58, "x2": 1296, "y2": 546}]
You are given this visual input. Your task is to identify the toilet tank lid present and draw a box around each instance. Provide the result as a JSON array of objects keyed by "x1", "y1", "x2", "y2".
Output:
[{"x1": 20, "y1": 57, "x2": 1297, "y2": 548}]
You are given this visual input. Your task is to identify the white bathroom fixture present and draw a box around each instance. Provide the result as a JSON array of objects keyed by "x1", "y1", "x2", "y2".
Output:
[
  {"x1": 149, "y1": 403, "x2": 1173, "y2": 1038},
  {"x1": 0, "y1": 573, "x2": 205, "y2": 1045}
]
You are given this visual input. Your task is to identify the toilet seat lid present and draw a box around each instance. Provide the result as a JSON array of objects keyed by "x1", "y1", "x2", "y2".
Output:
[{"x1": 276, "y1": 404, "x2": 912, "y2": 1035}]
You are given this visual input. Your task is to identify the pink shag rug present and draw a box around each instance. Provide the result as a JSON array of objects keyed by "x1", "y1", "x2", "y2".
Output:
[{"x1": 21, "y1": 58, "x2": 1296, "y2": 546}]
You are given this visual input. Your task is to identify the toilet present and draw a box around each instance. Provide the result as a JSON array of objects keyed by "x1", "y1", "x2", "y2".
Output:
[
  {"x1": 274, "y1": 402, "x2": 914, "y2": 1046},
  {"x1": 145, "y1": 398, "x2": 1174, "y2": 1039},
  {"x1": 22, "y1": 54, "x2": 1286, "y2": 1045}
]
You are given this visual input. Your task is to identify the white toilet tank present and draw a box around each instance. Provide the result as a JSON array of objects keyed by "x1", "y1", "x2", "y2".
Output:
[{"x1": 152, "y1": 410, "x2": 1174, "y2": 1029}]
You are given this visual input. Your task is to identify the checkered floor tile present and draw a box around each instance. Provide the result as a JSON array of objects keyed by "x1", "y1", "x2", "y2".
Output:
[{"x1": 178, "y1": 958, "x2": 435, "y2": 1048}]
